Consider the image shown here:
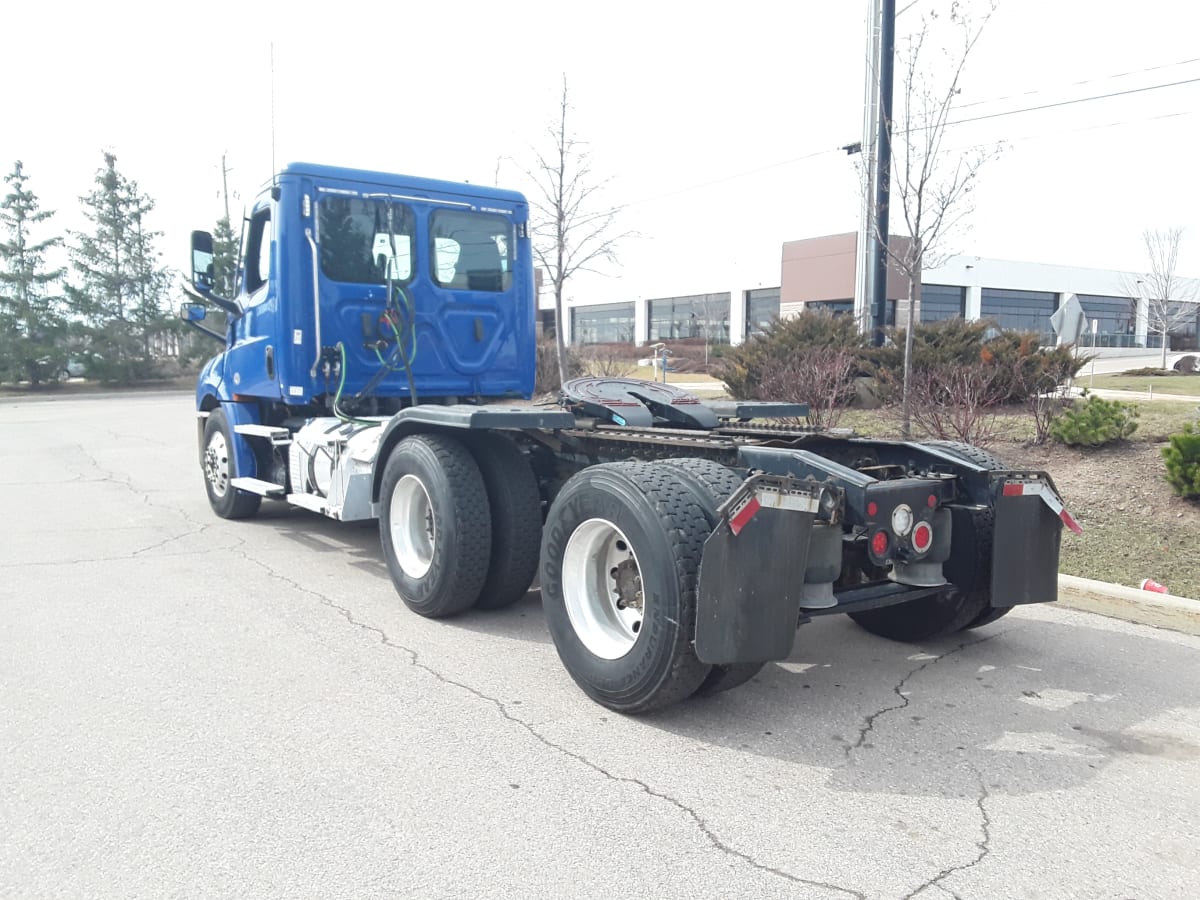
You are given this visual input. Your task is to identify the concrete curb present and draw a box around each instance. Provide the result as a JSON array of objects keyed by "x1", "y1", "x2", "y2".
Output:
[{"x1": 1056, "y1": 573, "x2": 1200, "y2": 636}]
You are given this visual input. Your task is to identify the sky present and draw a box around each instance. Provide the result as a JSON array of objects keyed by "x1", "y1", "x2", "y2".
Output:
[{"x1": 3, "y1": 0, "x2": 1199, "y2": 307}]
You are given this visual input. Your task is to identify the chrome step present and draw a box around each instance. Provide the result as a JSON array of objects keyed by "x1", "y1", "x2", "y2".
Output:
[
  {"x1": 287, "y1": 492, "x2": 327, "y2": 513},
  {"x1": 230, "y1": 477, "x2": 286, "y2": 497},
  {"x1": 234, "y1": 424, "x2": 292, "y2": 445}
]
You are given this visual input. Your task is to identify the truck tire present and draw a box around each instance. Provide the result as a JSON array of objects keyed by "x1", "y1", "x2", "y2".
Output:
[
  {"x1": 201, "y1": 408, "x2": 262, "y2": 519},
  {"x1": 924, "y1": 440, "x2": 1007, "y2": 471},
  {"x1": 379, "y1": 434, "x2": 492, "y2": 618},
  {"x1": 466, "y1": 433, "x2": 542, "y2": 611},
  {"x1": 923, "y1": 440, "x2": 1013, "y2": 630},
  {"x1": 658, "y1": 459, "x2": 766, "y2": 697},
  {"x1": 541, "y1": 462, "x2": 713, "y2": 713}
]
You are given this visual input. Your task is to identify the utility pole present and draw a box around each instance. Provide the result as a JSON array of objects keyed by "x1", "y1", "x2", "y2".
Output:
[
  {"x1": 220, "y1": 152, "x2": 232, "y2": 224},
  {"x1": 855, "y1": 0, "x2": 883, "y2": 338},
  {"x1": 869, "y1": 0, "x2": 897, "y2": 346}
]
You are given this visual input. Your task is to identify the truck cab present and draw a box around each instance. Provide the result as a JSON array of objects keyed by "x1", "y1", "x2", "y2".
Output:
[{"x1": 188, "y1": 162, "x2": 536, "y2": 412}]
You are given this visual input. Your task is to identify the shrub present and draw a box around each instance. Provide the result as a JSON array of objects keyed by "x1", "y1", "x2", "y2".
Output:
[
  {"x1": 719, "y1": 310, "x2": 869, "y2": 401},
  {"x1": 756, "y1": 346, "x2": 859, "y2": 430},
  {"x1": 876, "y1": 319, "x2": 1086, "y2": 404},
  {"x1": 1162, "y1": 423, "x2": 1200, "y2": 499},
  {"x1": 535, "y1": 338, "x2": 582, "y2": 394},
  {"x1": 1122, "y1": 366, "x2": 1178, "y2": 377},
  {"x1": 904, "y1": 362, "x2": 1009, "y2": 446},
  {"x1": 577, "y1": 346, "x2": 635, "y2": 378},
  {"x1": 1050, "y1": 395, "x2": 1139, "y2": 447}
]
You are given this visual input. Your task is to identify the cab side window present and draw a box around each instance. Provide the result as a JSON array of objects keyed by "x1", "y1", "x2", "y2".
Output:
[{"x1": 245, "y1": 207, "x2": 273, "y2": 294}]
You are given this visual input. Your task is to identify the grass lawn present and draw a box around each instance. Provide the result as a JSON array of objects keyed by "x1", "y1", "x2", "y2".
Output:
[{"x1": 1086, "y1": 374, "x2": 1200, "y2": 396}]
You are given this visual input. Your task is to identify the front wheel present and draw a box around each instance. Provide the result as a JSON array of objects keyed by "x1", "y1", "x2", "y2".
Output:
[
  {"x1": 201, "y1": 408, "x2": 261, "y2": 520},
  {"x1": 541, "y1": 462, "x2": 713, "y2": 713},
  {"x1": 378, "y1": 434, "x2": 492, "y2": 618}
]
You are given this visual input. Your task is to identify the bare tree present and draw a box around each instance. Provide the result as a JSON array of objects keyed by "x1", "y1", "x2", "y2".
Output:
[
  {"x1": 527, "y1": 76, "x2": 633, "y2": 385},
  {"x1": 880, "y1": 1, "x2": 1000, "y2": 438},
  {"x1": 1124, "y1": 227, "x2": 1198, "y2": 368}
]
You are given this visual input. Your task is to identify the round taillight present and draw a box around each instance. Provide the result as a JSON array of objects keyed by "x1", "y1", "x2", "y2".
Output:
[
  {"x1": 867, "y1": 501, "x2": 878, "y2": 518},
  {"x1": 927, "y1": 494, "x2": 937, "y2": 509},
  {"x1": 871, "y1": 530, "x2": 889, "y2": 557},
  {"x1": 912, "y1": 521, "x2": 933, "y2": 553}
]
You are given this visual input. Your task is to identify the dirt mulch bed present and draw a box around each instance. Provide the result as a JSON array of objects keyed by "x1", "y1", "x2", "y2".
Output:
[{"x1": 1002, "y1": 442, "x2": 1200, "y2": 600}]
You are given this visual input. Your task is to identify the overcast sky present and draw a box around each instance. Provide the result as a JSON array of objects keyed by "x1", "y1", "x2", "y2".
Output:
[{"x1": 4, "y1": 0, "x2": 1198, "y2": 305}]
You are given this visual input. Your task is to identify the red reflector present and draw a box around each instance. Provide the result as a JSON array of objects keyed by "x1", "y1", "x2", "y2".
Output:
[
  {"x1": 913, "y1": 521, "x2": 933, "y2": 552},
  {"x1": 871, "y1": 530, "x2": 889, "y2": 557},
  {"x1": 1002, "y1": 483, "x2": 1024, "y2": 496},
  {"x1": 867, "y1": 501, "x2": 878, "y2": 517},
  {"x1": 729, "y1": 496, "x2": 761, "y2": 536},
  {"x1": 927, "y1": 494, "x2": 937, "y2": 508}
]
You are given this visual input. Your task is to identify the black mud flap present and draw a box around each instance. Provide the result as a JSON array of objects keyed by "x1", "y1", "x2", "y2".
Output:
[
  {"x1": 695, "y1": 476, "x2": 820, "y2": 664},
  {"x1": 991, "y1": 487, "x2": 1063, "y2": 605}
]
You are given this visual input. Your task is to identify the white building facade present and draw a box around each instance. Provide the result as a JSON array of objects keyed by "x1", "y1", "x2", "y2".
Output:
[{"x1": 539, "y1": 234, "x2": 1200, "y2": 353}]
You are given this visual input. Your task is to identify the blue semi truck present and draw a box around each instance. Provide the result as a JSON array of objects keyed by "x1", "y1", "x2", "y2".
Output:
[{"x1": 182, "y1": 162, "x2": 1078, "y2": 713}]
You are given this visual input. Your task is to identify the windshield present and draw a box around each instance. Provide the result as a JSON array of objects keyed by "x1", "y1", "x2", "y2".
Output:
[{"x1": 318, "y1": 197, "x2": 415, "y2": 284}]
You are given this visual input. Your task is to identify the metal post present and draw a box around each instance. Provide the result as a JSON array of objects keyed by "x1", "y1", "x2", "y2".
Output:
[{"x1": 870, "y1": 0, "x2": 897, "y2": 346}]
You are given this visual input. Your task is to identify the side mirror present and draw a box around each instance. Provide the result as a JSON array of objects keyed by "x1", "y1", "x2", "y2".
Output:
[
  {"x1": 191, "y1": 230, "x2": 215, "y2": 294},
  {"x1": 179, "y1": 302, "x2": 207, "y2": 322}
]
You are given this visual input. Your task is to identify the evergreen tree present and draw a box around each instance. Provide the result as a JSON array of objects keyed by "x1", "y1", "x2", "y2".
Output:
[
  {"x1": 0, "y1": 161, "x2": 67, "y2": 385},
  {"x1": 66, "y1": 152, "x2": 172, "y2": 382},
  {"x1": 212, "y1": 213, "x2": 239, "y2": 299}
]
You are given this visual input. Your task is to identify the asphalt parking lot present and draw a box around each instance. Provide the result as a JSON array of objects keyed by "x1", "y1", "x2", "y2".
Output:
[{"x1": 3, "y1": 391, "x2": 1199, "y2": 899}]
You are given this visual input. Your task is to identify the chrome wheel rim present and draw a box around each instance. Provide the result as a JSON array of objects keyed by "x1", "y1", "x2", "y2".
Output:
[
  {"x1": 204, "y1": 430, "x2": 230, "y2": 498},
  {"x1": 390, "y1": 474, "x2": 436, "y2": 578},
  {"x1": 562, "y1": 518, "x2": 644, "y2": 660}
]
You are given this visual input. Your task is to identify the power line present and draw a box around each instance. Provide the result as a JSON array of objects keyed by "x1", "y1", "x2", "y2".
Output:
[
  {"x1": 626, "y1": 146, "x2": 841, "y2": 207},
  {"x1": 946, "y1": 76, "x2": 1200, "y2": 128},
  {"x1": 939, "y1": 108, "x2": 1200, "y2": 156},
  {"x1": 956, "y1": 56, "x2": 1200, "y2": 110}
]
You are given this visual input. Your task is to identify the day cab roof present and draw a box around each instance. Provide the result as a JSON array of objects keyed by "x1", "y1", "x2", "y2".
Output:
[{"x1": 272, "y1": 162, "x2": 529, "y2": 209}]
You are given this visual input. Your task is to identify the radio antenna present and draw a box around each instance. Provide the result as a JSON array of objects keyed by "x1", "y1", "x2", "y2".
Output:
[{"x1": 270, "y1": 42, "x2": 277, "y2": 184}]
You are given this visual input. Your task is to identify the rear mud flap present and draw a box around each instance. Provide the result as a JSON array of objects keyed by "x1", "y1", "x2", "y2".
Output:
[
  {"x1": 695, "y1": 478, "x2": 819, "y2": 664},
  {"x1": 991, "y1": 492, "x2": 1062, "y2": 605}
]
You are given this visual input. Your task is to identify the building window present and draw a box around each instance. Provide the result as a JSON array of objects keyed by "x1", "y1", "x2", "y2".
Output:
[
  {"x1": 745, "y1": 287, "x2": 780, "y2": 336},
  {"x1": 980, "y1": 288, "x2": 1058, "y2": 343},
  {"x1": 921, "y1": 284, "x2": 964, "y2": 322},
  {"x1": 809, "y1": 298, "x2": 895, "y2": 325},
  {"x1": 648, "y1": 292, "x2": 730, "y2": 343},
  {"x1": 1076, "y1": 294, "x2": 1138, "y2": 348},
  {"x1": 1161, "y1": 300, "x2": 1200, "y2": 348},
  {"x1": 570, "y1": 302, "x2": 635, "y2": 346}
]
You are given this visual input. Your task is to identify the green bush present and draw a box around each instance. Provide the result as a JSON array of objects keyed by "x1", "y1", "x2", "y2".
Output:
[
  {"x1": 876, "y1": 319, "x2": 1086, "y2": 404},
  {"x1": 1050, "y1": 395, "x2": 1139, "y2": 447},
  {"x1": 719, "y1": 310, "x2": 869, "y2": 400},
  {"x1": 1162, "y1": 423, "x2": 1200, "y2": 499}
]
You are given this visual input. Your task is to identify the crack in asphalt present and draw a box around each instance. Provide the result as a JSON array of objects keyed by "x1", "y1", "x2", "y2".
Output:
[
  {"x1": 900, "y1": 770, "x2": 993, "y2": 899},
  {"x1": 234, "y1": 547, "x2": 866, "y2": 900},
  {"x1": 843, "y1": 629, "x2": 1012, "y2": 761},
  {"x1": 71, "y1": 441, "x2": 214, "y2": 557}
]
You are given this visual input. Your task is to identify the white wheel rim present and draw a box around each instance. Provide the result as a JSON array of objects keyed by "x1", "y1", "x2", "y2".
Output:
[
  {"x1": 204, "y1": 430, "x2": 230, "y2": 498},
  {"x1": 389, "y1": 474, "x2": 436, "y2": 578},
  {"x1": 562, "y1": 518, "x2": 644, "y2": 660}
]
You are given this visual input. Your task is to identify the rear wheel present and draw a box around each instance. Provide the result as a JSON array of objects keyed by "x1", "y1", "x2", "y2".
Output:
[
  {"x1": 466, "y1": 433, "x2": 543, "y2": 611},
  {"x1": 379, "y1": 434, "x2": 491, "y2": 618},
  {"x1": 847, "y1": 589, "x2": 990, "y2": 643},
  {"x1": 657, "y1": 458, "x2": 766, "y2": 697},
  {"x1": 201, "y1": 408, "x2": 261, "y2": 520},
  {"x1": 541, "y1": 462, "x2": 712, "y2": 713}
]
